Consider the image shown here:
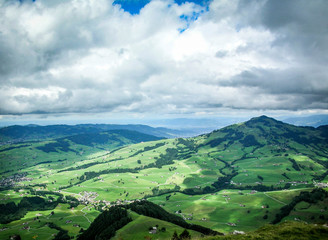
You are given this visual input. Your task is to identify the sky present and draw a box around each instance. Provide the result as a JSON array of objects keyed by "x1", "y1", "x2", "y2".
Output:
[{"x1": 0, "y1": 0, "x2": 328, "y2": 126}]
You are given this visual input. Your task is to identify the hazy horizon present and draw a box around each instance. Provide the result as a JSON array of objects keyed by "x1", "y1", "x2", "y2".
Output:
[{"x1": 1, "y1": 0, "x2": 327, "y2": 126}]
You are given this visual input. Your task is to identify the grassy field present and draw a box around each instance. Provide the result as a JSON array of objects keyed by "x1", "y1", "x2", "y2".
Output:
[
  {"x1": 0, "y1": 203, "x2": 99, "y2": 239},
  {"x1": 1, "y1": 116, "x2": 328, "y2": 239},
  {"x1": 205, "y1": 221, "x2": 328, "y2": 240},
  {"x1": 148, "y1": 189, "x2": 313, "y2": 233},
  {"x1": 113, "y1": 211, "x2": 202, "y2": 240}
]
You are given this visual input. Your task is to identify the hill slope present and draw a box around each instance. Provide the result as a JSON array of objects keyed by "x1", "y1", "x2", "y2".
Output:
[
  {"x1": 0, "y1": 129, "x2": 163, "y2": 176},
  {"x1": 206, "y1": 221, "x2": 328, "y2": 240},
  {"x1": 0, "y1": 116, "x2": 327, "y2": 239}
]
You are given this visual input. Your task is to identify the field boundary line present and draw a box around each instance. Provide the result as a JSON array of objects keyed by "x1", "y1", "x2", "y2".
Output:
[{"x1": 263, "y1": 192, "x2": 287, "y2": 205}]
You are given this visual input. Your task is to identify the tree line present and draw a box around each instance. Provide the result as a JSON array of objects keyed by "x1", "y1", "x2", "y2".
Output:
[{"x1": 272, "y1": 188, "x2": 328, "y2": 224}]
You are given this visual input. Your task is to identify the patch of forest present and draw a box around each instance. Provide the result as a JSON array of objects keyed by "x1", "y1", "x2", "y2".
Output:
[
  {"x1": 0, "y1": 191, "x2": 79, "y2": 224},
  {"x1": 272, "y1": 188, "x2": 328, "y2": 224},
  {"x1": 0, "y1": 144, "x2": 31, "y2": 153},
  {"x1": 0, "y1": 196, "x2": 58, "y2": 224},
  {"x1": 77, "y1": 206, "x2": 131, "y2": 240},
  {"x1": 129, "y1": 142, "x2": 166, "y2": 157},
  {"x1": 36, "y1": 139, "x2": 77, "y2": 153}
]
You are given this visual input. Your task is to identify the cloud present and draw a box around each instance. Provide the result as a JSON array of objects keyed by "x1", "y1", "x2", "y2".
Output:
[{"x1": 0, "y1": 0, "x2": 327, "y2": 117}]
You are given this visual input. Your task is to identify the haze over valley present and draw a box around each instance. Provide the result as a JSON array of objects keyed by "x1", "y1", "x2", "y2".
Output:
[{"x1": 1, "y1": 0, "x2": 328, "y2": 239}]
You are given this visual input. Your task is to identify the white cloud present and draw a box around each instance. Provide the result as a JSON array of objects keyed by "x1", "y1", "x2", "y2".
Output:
[{"x1": 0, "y1": 0, "x2": 327, "y2": 118}]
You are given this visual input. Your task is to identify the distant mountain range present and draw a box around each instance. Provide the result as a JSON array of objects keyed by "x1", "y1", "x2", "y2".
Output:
[
  {"x1": 1, "y1": 115, "x2": 327, "y2": 145},
  {"x1": 0, "y1": 124, "x2": 186, "y2": 144},
  {"x1": 282, "y1": 114, "x2": 328, "y2": 127}
]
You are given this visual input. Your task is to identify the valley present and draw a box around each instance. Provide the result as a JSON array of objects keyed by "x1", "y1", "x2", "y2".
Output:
[{"x1": 0, "y1": 116, "x2": 327, "y2": 239}]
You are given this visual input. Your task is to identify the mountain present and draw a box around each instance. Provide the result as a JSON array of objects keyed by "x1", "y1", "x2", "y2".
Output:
[
  {"x1": 0, "y1": 123, "x2": 184, "y2": 144},
  {"x1": 204, "y1": 115, "x2": 328, "y2": 149},
  {"x1": 1, "y1": 116, "x2": 327, "y2": 239}
]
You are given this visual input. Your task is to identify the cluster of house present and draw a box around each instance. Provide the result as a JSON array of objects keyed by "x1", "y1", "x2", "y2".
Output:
[
  {"x1": 22, "y1": 222, "x2": 30, "y2": 231},
  {"x1": 77, "y1": 191, "x2": 99, "y2": 204},
  {"x1": 174, "y1": 210, "x2": 193, "y2": 221},
  {"x1": 0, "y1": 173, "x2": 33, "y2": 187},
  {"x1": 65, "y1": 220, "x2": 80, "y2": 227},
  {"x1": 315, "y1": 182, "x2": 328, "y2": 188},
  {"x1": 275, "y1": 180, "x2": 309, "y2": 186},
  {"x1": 288, "y1": 181, "x2": 309, "y2": 186},
  {"x1": 111, "y1": 198, "x2": 144, "y2": 207}
]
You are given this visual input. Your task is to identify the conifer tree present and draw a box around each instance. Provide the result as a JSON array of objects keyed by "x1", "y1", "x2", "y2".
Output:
[{"x1": 171, "y1": 231, "x2": 179, "y2": 240}]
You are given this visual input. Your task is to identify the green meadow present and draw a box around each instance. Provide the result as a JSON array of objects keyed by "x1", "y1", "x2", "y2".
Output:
[
  {"x1": 1, "y1": 116, "x2": 328, "y2": 239},
  {"x1": 0, "y1": 203, "x2": 99, "y2": 240},
  {"x1": 148, "y1": 189, "x2": 313, "y2": 233},
  {"x1": 112, "y1": 211, "x2": 202, "y2": 240}
]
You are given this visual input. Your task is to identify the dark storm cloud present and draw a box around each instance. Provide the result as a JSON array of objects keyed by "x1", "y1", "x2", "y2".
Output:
[
  {"x1": 260, "y1": 0, "x2": 328, "y2": 61},
  {"x1": 219, "y1": 67, "x2": 328, "y2": 110},
  {"x1": 224, "y1": 68, "x2": 328, "y2": 95}
]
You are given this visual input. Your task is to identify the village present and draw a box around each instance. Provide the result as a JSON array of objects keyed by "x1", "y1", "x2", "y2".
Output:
[{"x1": 0, "y1": 173, "x2": 33, "y2": 187}]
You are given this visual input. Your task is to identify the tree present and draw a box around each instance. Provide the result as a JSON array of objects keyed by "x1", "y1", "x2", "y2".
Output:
[
  {"x1": 179, "y1": 229, "x2": 191, "y2": 240},
  {"x1": 171, "y1": 231, "x2": 179, "y2": 240}
]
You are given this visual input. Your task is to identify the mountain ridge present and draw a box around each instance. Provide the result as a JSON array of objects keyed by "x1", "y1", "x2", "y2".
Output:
[{"x1": 0, "y1": 123, "x2": 184, "y2": 144}]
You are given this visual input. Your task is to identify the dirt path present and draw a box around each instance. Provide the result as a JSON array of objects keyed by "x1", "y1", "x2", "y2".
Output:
[{"x1": 81, "y1": 206, "x2": 91, "y2": 223}]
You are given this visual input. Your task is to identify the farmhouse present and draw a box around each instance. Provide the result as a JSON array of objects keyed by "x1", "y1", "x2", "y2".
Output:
[{"x1": 149, "y1": 227, "x2": 157, "y2": 234}]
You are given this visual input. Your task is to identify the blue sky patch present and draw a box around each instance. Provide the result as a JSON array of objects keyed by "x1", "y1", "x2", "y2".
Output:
[
  {"x1": 113, "y1": 0, "x2": 151, "y2": 15},
  {"x1": 113, "y1": 0, "x2": 211, "y2": 15},
  {"x1": 178, "y1": 9, "x2": 205, "y2": 32}
]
